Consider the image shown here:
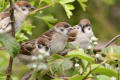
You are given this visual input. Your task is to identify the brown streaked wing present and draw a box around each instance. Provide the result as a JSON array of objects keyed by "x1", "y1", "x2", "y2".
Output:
[
  {"x1": 0, "y1": 12, "x2": 10, "y2": 21},
  {"x1": 68, "y1": 29, "x2": 77, "y2": 42},
  {"x1": 20, "y1": 40, "x2": 36, "y2": 55},
  {"x1": 41, "y1": 29, "x2": 54, "y2": 41}
]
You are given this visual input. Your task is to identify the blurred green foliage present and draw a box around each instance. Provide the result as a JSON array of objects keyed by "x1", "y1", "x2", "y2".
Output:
[{"x1": 0, "y1": 34, "x2": 20, "y2": 57}]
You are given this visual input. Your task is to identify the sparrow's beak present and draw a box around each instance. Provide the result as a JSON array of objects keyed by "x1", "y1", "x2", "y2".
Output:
[
  {"x1": 30, "y1": 6, "x2": 36, "y2": 11},
  {"x1": 67, "y1": 27, "x2": 72, "y2": 35}
]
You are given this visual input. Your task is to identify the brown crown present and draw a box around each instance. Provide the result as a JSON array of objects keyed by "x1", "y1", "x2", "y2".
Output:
[
  {"x1": 80, "y1": 19, "x2": 91, "y2": 26},
  {"x1": 55, "y1": 22, "x2": 71, "y2": 28},
  {"x1": 16, "y1": 1, "x2": 32, "y2": 7}
]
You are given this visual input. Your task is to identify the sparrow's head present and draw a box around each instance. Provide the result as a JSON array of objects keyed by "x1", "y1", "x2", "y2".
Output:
[
  {"x1": 79, "y1": 19, "x2": 94, "y2": 38},
  {"x1": 54, "y1": 22, "x2": 71, "y2": 36},
  {"x1": 15, "y1": 1, "x2": 35, "y2": 15},
  {"x1": 36, "y1": 37, "x2": 50, "y2": 54}
]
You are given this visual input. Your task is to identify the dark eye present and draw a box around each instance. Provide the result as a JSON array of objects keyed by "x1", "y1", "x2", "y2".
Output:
[
  {"x1": 88, "y1": 27, "x2": 91, "y2": 30},
  {"x1": 22, "y1": 8, "x2": 26, "y2": 11},
  {"x1": 38, "y1": 45, "x2": 42, "y2": 48},
  {"x1": 60, "y1": 29, "x2": 64, "y2": 31},
  {"x1": 64, "y1": 25, "x2": 69, "y2": 28},
  {"x1": 26, "y1": 5, "x2": 30, "y2": 8},
  {"x1": 45, "y1": 46, "x2": 49, "y2": 51},
  {"x1": 85, "y1": 24, "x2": 89, "y2": 26}
]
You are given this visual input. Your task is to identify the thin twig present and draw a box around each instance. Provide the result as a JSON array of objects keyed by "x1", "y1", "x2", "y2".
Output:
[
  {"x1": 58, "y1": 49, "x2": 71, "y2": 56},
  {"x1": 22, "y1": 69, "x2": 34, "y2": 80},
  {"x1": 6, "y1": 56, "x2": 13, "y2": 80},
  {"x1": 93, "y1": 34, "x2": 120, "y2": 52},
  {"x1": 9, "y1": 0, "x2": 15, "y2": 37},
  {"x1": 103, "y1": 34, "x2": 120, "y2": 48},
  {"x1": 6, "y1": 0, "x2": 15, "y2": 80},
  {"x1": 31, "y1": 3, "x2": 54, "y2": 14}
]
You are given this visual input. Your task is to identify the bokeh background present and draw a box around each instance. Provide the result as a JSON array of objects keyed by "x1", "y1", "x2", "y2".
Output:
[{"x1": 0, "y1": 0, "x2": 120, "y2": 79}]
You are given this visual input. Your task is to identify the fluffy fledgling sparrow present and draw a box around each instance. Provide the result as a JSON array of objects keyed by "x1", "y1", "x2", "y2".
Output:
[
  {"x1": 36, "y1": 22, "x2": 71, "y2": 54},
  {"x1": 18, "y1": 38, "x2": 50, "y2": 64},
  {"x1": 18, "y1": 22, "x2": 71, "y2": 65},
  {"x1": 0, "y1": 1, "x2": 35, "y2": 34},
  {"x1": 68, "y1": 19, "x2": 95, "y2": 49}
]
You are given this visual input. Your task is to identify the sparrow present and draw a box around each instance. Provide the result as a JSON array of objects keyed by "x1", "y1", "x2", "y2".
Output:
[
  {"x1": 68, "y1": 19, "x2": 95, "y2": 49},
  {"x1": 18, "y1": 22, "x2": 71, "y2": 65},
  {"x1": 0, "y1": 1, "x2": 35, "y2": 34},
  {"x1": 18, "y1": 38, "x2": 50, "y2": 65},
  {"x1": 36, "y1": 22, "x2": 71, "y2": 54}
]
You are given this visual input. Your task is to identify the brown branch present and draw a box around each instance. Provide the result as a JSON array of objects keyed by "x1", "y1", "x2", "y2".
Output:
[
  {"x1": 6, "y1": 56, "x2": 13, "y2": 80},
  {"x1": 31, "y1": 3, "x2": 54, "y2": 14},
  {"x1": 93, "y1": 34, "x2": 120, "y2": 52},
  {"x1": 58, "y1": 49, "x2": 71, "y2": 56},
  {"x1": 103, "y1": 34, "x2": 120, "y2": 48},
  {"x1": 22, "y1": 69, "x2": 34, "y2": 80},
  {"x1": 6, "y1": 0, "x2": 15, "y2": 80},
  {"x1": 9, "y1": 0, "x2": 15, "y2": 37}
]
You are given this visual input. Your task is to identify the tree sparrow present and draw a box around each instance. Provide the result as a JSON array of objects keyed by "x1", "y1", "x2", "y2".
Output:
[
  {"x1": 68, "y1": 19, "x2": 95, "y2": 49},
  {"x1": 18, "y1": 38, "x2": 50, "y2": 65},
  {"x1": 18, "y1": 22, "x2": 71, "y2": 65},
  {"x1": 0, "y1": 1, "x2": 35, "y2": 34},
  {"x1": 36, "y1": 22, "x2": 71, "y2": 54}
]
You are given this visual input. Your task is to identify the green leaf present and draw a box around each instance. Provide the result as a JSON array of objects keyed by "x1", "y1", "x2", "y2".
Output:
[
  {"x1": 103, "y1": 46, "x2": 120, "y2": 61},
  {"x1": 16, "y1": 21, "x2": 36, "y2": 42},
  {"x1": 91, "y1": 64, "x2": 118, "y2": 79},
  {"x1": 0, "y1": 73, "x2": 16, "y2": 80},
  {"x1": 0, "y1": 34, "x2": 20, "y2": 57},
  {"x1": 103, "y1": 0, "x2": 115, "y2": 5},
  {"x1": 93, "y1": 67, "x2": 118, "y2": 78},
  {"x1": 60, "y1": 0, "x2": 75, "y2": 18},
  {"x1": 96, "y1": 75, "x2": 111, "y2": 80},
  {"x1": 49, "y1": 54, "x2": 64, "y2": 63},
  {"x1": 49, "y1": 59, "x2": 73, "y2": 71},
  {"x1": 43, "y1": 0, "x2": 60, "y2": 4},
  {"x1": 77, "y1": 0, "x2": 88, "y2": 11},
  {"x1": 62, "y1": 59, "x2": 73, "y2": 70},
  {"x1": 0, "y1": 73, "x2": 6, "y2": 80},
  {"x1": 60, "y1": 0, "x2": 75, "y2": 4},
  {"x1": 49, "y1": 55, "x2": 73, "y2": 76},
  {"x1": 16, "y1": 33, "x2": 29, "y2": 42},
  {"x1": 69, "y1": 74, "x2": 83, "y2": 80},
  {"x1": 67, "y1": 49, "x2": 95, "y2": 63},
  {"x1": 36, "y1": 15, "x2": 57, "y2": 28}
]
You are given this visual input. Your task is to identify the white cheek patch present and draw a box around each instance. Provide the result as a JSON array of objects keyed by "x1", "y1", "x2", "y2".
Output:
[
  {"x1": 38, "y1": 47, "x2": 46, "y2": 53},
  {"x1": 84, "y1": 27, "x2": 94, "y2": 38},
  {"x1": 38, "y1": 46, "x2": 50, "y2": 55},
  {"x1": 84, "y1": 27, "x2": 91, "y2": 33}
]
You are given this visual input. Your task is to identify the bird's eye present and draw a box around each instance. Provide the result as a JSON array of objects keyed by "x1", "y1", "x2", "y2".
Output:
[
  {"x1": 85, "y1": 24, "x2": 89, "y2": 26},
  {"x1": 60, "y1": 28, "x2": 64, "y2": 31},
  {"x1": 64, "y1": 25, "x2": 69, "y2": 28},
  {"x1": 88, "y1": 27, "x2": 91, "y2": 30},
  {"x1": 22, "y1": 8, "x2": 26, "y2": 11},
  {"x1": 45, "y1": 47, "x2": 49, "y2": 51},
  {"x1": 38, "y1": 45, "x2": 42, "y2": 48},
  {"x1": 26, "y1": 5, "x2": 30, "y2": 8}
]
